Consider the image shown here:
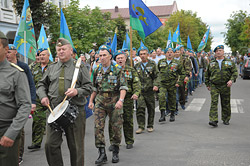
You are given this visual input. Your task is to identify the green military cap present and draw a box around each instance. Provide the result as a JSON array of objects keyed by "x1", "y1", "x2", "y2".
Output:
[
  {"x1": 0, "y1": 31, "x2": 7, "y2": 39},
  {"x1": 56, "y1": 38, "x2": 70, "y2": 47}
]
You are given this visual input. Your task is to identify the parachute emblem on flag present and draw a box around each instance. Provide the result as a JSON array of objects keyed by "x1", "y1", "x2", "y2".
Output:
[{"x1": 132, "y1": 4, "x2": 148, "y2": 26}]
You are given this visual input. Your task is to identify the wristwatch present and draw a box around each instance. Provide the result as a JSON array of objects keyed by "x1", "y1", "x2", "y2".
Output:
[{"x1": 119, "y1": 99, "x2": 124, "y2": 103}]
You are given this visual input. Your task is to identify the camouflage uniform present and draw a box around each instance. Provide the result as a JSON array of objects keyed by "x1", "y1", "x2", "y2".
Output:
[
  {"x1": 93, "y1": 62, "x2": 128, "y2": 148},
  {"x1": 135, "y1": 59, "x2": 158, "y2": 130},
  {"x1": 205, "y1": 58, "x2": 238, "y2": 123},
  {"x1": 30, "y1": 62, "x2": 51, "y2": 146},
  {"x1": 158, "y1": 59, "x2": 185, "y2": 115},
  {"x1": 109, "y1": 65, "x2": 141, "y2": 145},
  {"x1": 176, "y1": 54, "x2": 192, "y2": 105},
  {"x1": 29, "y1": 61, "x2": 37, "y2": 72}
]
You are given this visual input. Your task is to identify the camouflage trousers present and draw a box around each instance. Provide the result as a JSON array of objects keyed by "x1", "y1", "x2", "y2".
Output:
[
  {"x1": 95, "y1": 94, "x2": 123, "y2": 148},
  {"x1": 31, "y1": 104, "x2": 47, "y2": 146},
  {"x1": 159, "y1": 85, "x2": 176, "y2": 112},
  {"x1": 209, "y1": 84, "x2": 231, "y2": 122},
  {"x1": 137, "y1": 90, "x2": 155, "y2": 129},
  {"x1": 109, "y1": 93, "x2": 134, "y2": 145}
]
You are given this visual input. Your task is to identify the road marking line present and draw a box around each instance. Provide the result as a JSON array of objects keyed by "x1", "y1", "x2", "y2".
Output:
[
  {"x1": 231, "y1": 99, "x2": 244, "y2": 113},
  {"x1": 154, "y1": 99, "x2": 244, "y2": 113},
  {"x1": 185, "y1": 98, "x2": 206, "y2": 112}
]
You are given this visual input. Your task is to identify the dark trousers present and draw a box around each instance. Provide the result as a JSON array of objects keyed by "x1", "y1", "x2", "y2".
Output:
[
  {"x1": 137, "y1": 91, "x2": 155, "y2": 129},
  {"x1": 19, "y1": 128, "x2": 24, "y2": 158},
  {"x1": 0, "y1": 128, "x2": 21, "y2": 166},
  {"x1": 45, "y1": 106, "x2": 86, "y2": 166}
]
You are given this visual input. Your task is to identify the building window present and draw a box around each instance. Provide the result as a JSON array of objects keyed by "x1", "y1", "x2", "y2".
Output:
[{"x1": 2, "y1": 0, "x2": 9, "y2": 8}]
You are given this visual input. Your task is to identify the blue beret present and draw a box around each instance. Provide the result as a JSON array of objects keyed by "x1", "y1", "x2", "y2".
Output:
[
  {"x1": 132, "y1": 47, "x2": 136, "y2": 51},
  {"x1": 164, "y1": 47, "x2": 174, "y2": 53},
  {"x1": 214, "y1": 45, "x2": 224, "y2": 52},
  {"x1": 137, "y1": 46, "x2": 149, "y2": 55},
  {"x1": 89, "y1": 49, "x2": 94, "y2": 54},
  {"x1": 73, "y1": 48, "x2": 77, "y2": 54},
  {"x1": 98, "y1": 45, "x2": 113, "y2": 56},
  {"x1": 113, "y1": 49, "x2": 126, "y2": 60},
  {"x1": 8, "y1": 44, "x2": 16, "y2": 50},
  {"x1": 179, "y1": 45, "x2": 184, "y2": 48},
  {"x1": 36, "y1": 48, "x2": 48, "y2": 56}
]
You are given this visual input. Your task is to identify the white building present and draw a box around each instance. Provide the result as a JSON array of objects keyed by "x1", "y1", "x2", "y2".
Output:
[
  {"x1": 44, "y1": 0, "x2": 70, "y2": 9},
  {"x1": 0, "y1": 0, "x2": 19, "y2": 43},
  {"x1": 0, "y1": 0, "x2": 70, "y2": 42}
]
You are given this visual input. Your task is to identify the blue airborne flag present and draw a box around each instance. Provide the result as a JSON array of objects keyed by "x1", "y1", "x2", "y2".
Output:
[
  {"x1": 198, "y1": 27, "x2": 210, "y2": 52},
  {"x1": 60, "y1": 9, "x2": 75, "y2": 49},
  {"x1": 187, "y1": 35, "x2": 192, "y2": 50},
  {"x1": 126, "y1": 32, "x2": 130, "y2": 49},
  {"x1": 129, "y1": 0, "x2": 162, "y2": 40},
  {"x1": 173, "y1": 23, "x2": 180, "y2": 43},
  {"x1": 37, "y1": 25, "x2": 53, "y2": 62},
  {"x1": 166, "y1": 30, "x2": 172, "y2": 48},
  {"x1": 122, "y1": 40, "x2": 128, "y2": 50},
  {"x1": 13, "y1": 0, "x2": 37, "y2": 61},
  {"x1": 111, "y1": 33, "x2": 117, "y2": 52}
]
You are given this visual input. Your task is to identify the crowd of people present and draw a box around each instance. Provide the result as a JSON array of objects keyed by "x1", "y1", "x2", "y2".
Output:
[{"x1": 0, "y1": 30, "x2": 238, "y2": 166}]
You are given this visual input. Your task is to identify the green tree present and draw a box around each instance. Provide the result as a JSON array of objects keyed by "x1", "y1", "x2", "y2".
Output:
[
  {"x1": 163, "y1": 10, "x2": 212, "y2": 52},
  {"x1": 12, "y1": 0, "x2": 59, "y2": 39},
  {"x1": 224, "y1": 10, "x2": 249, "y2": 55},
  {"x1": 239, "y1": 16, "x2": 250, "y2": 53},
  {"x1": 113, "y1": 16, "x2": 127, "y2": 49},
  {"x1": 62, "y1": 0, "x2": 114, "y2": 53},
  {"x1": 133, "y1": 10, "x2": 212, "y2": 52}
]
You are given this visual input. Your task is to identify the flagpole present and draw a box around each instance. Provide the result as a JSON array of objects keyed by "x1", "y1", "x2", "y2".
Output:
[
  {"x1": 129, "y1": 26, "x2": 133, "y2": 67},
  {"x1": 24, "y1": 30, "x2": 27, "y2": 64}
]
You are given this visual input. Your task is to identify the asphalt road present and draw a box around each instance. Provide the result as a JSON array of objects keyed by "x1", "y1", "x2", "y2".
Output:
[{"x1": 22, "y1": 73, "x2": 250, "y2": 166}]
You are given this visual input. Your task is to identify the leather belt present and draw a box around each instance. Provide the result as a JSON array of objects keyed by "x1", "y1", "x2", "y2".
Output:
[{"x1": 99, "y1": 92, "x2": 119, "y2": 98}]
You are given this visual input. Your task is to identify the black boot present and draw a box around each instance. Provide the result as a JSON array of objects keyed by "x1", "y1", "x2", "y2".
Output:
[
  {"x1": 170, "y1": 111, "x2": 175, "y2": 122},
  {"x1": 112, "y1": 145, "x2": 119, "y2": 163},
  {"x1": 159, "y1": 110, "x2": 166, "y2": 122},
  {"x1": 95, "y1": 147, "x2": 107, "y2": 165}
]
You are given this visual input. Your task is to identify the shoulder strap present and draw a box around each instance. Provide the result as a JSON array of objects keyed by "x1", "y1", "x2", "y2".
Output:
[
  {"x1": 141, "y1": 62, "x2": 154, "y2": 80},
  {"x1": 10, "y1": 63, "x2": 24, "y2": 72},
  {"x1": 70, "y1": 58, "x2": 81, "y2": 88}
]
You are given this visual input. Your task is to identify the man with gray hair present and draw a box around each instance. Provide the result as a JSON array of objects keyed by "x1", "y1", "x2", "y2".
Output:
[{"x1": 37, "y1": 38, "x2": 92, "y2": 166}]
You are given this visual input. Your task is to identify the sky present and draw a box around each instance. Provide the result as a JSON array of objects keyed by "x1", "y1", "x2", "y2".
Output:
[{"x1": 79, "y1": 0, "x2": 250, "y2": 53}]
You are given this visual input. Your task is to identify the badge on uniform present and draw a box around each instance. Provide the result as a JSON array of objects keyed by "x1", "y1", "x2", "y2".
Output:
[
  {"x1": 160, "y1": 62, "x2": 166, "y2": 67},
  {"x1": 34, "y1": 70, "x2": 39, "y2": 75},
  {"x1": 210, "y1": 62, "x2": 215, "y2": 68},
  {"x1": 170, "y1": 63, "x2": 177, "y2": 72}
]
